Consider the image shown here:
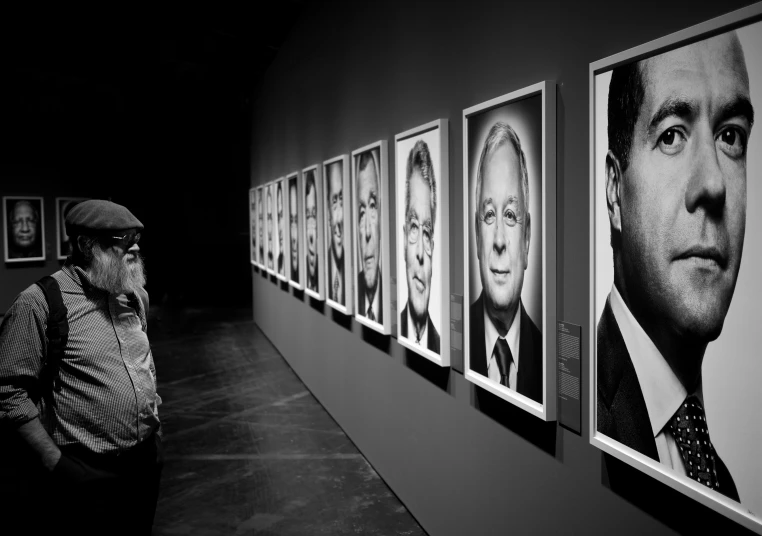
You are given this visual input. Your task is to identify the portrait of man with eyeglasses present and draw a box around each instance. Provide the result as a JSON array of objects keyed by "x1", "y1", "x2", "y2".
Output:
[
  {"x1": 469, "y1": 120, "x2": 542, "y2": 404},
  {"x1": 304, "y1": 170, "x2": 319, "y2": 293},
  {"x1": 400, "y1": 140, "x2": 439, "y2": 352},
  {"x1": 5, "y1": 197, "x2": 44, "y2": 261},
  {"x1": 355, "y1": 148, "x2": 383, "y2": 324}
]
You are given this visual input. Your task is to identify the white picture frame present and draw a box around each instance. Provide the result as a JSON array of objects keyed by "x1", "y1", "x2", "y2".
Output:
[
  {"x1": 56, "y1": 197, "x2": 88, "y2": 260},
  {"x1": 323, "y1": 154, "x2": 353, "y2": 315},
  {"x1": 302, "y1": 165, "x2": 325, "y2": 301},
  {"x1": 286, "y1": 171, "x2": 303, "y2": 290},
  {"x1": 3, "y1": 195, "x2": 46, "y2": 263}
]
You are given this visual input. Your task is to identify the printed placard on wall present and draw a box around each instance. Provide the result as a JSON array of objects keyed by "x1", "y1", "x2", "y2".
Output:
[
  {"x1": 56, "y1": 197, "x2": 88, "y2": 260},
  {"x1": 3, "y1": 196, "x2": 45, "y2": 263},
  {"x1": 273, "y1": 177, "x2": 288, "y2": 282},
  {"x1": 265, "y1": 181, "x2": 276, "y2": 274},
  {"x1": 590, "y1": 5, "x2": 762, "y2": 531},
  {"x1": 323, "y1": 154, "x2": 353, "y2": 315},
  {"x1": 303, "y1": 165, "x2": 325, "y2": 300},
  {"x1": 286, "y1": 171, "x2": 303, "y2": 290},
  {"x1": 395, "y1": 119, "x2": 450, "y2": 365},
  {"x1": 463, "y1": 81, "x2": 557, "y2": 421},
  {"x1": 256, "y1": 186, "x2": 265, "y2": 267},
  {"x1": 249, "y1": 188, "x2": 258, "y2": 267},
  {"x1": 352, "y1": 140, "x2": 391, "y2": 334}
]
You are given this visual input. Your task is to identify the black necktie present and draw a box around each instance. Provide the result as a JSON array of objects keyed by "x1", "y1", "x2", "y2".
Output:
[
  {"x1": 367, "y1": 305, "x2": 375, "y2": 322},
  {"x1": 668, "y1": 395, "x2": 733, "y2": 498},
  {"x1": 493, "y1": 338, "x2": 513, "y2": 387}
]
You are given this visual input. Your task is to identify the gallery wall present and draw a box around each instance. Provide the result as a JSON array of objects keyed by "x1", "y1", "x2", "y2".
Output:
[{"x1": 250, "y1": 1, "x2": 758, "y2": 535}]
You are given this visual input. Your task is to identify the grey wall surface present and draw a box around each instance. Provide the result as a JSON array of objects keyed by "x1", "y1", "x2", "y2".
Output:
[{"x1": 251, "y1": 1, "x2": 758, "y2": 534}]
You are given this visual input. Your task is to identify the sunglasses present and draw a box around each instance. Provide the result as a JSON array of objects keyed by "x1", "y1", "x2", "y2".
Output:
[{"x1": 109, "y1": 232, "x2": 141, "y2": 249}]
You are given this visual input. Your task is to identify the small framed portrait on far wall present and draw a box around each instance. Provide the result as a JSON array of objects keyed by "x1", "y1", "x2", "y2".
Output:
[
  {"x1": 302, "y1": 165, "x2": 325, "y2": 300},
  {"x1": 323, "y1": 154, "x2": 353, "y2": 315},
  {"x1": 256, "y1": 186, "x2": 265, "y2": 267},
  {"x1": 463, "y1": 80, "x2": 557, "y2": 421},
  {"x1": 352, "y1": 140, "x2": 391, "y2": 335},
  {"x1": 4, "y1": 196, "x2": 46, "y2": 263},
  {"x1": 286, "y1": 171, "x2": 303, "y2": 290},
  {"x1": 249, "y1": 188, "x2": 258, "y2": 267},
  {"x1": 395, "y1": 119, "x2": 450, "y2": 366},
  {"x1": 56, "y1": 197, "x2": 88, "y2": 260},
  {"x1": 265, "y1": 181, "x2": 276, "y2": 275},
  {"x1": 274, "y1": 177, "x2": 288, "y2": 282}
]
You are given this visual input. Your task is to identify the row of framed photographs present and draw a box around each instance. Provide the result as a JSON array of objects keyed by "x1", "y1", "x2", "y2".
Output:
[
  {"x1": 2, "y1": 196, "x2": 88, "y2": 263},
  {"x1": 251, "y1": 4, "x2": 762, "y2": 532}
]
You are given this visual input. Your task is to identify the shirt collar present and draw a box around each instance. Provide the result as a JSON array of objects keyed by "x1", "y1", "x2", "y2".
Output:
[
  {"x1": 483, "y1": 299, "x2": 521, "y2": 372},
  {"x1": 366, "y1": 276, "x2": 381, "y2": 321},
  {"x1": 407, "y1": 306, "x2": 428, "y2": 345},
  {"x1": 609, "y1": 285, "x2": 702, "y2": 437}
]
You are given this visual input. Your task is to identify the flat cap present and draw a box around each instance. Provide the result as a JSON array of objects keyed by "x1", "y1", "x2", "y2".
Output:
[{"x1": 65, "y1": 199, "x2": 144, "y2": 236}]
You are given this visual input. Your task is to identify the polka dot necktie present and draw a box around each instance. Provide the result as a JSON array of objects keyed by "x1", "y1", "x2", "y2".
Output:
[
  {"x1": 493, "y1": 338, "x2": 513, "y2": 388},
  {"x1": 668, "y1": 396, "x2": 724, "y2": 494}
]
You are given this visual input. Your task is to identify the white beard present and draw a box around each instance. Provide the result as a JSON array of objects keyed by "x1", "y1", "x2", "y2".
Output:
[{"x1": 87, "y1": 245, "x2": 146, "y2": 295}]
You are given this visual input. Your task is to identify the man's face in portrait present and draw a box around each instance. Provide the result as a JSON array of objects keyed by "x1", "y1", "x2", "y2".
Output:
[
  {"x1": 10, "y1": 201, "x2": 38, "y2": 249},
  {"x1": 290, "y1": 182, "x2": 298, "y2": 274},
  {"x1": 306, "y1": 179, "x2": 318, "y2": 279},
  {"x1": 277, "y1": 185, "x2": 284, "y2": 255},
  {"x1": 267, "y1": 190, "x2": 273, "y2": 256},
  {"x1": 609, "y1": 33, "x2": 752, "y2": 346},
  {"x1": 258, "y1": 194, "x2": 264, "y2": 253},
  {"x1": 476, "y1": 143, "x2": 530, "y2": 324},
  {"x1": 405, "y1": 169, "x2": 434, "y2": 323},
  {"x1": 251, "y1": 197, "x2": 257, "y2": 249},
  {"x1": 357, "y1": 155, "x2": 380, "y2": 293},
  {"x1": 328, "y1": 163, "x2": 344, "y2": 263}
]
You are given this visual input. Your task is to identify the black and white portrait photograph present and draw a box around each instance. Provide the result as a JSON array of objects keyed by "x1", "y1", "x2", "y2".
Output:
[
  {"x1": 249, "y1": 188, "x2": 258, "y2": 266},
  {"x1": 323, "y1": 155, "x2": 353, "y2": 314},
  {"x1": 287, "y1": 171, "x2": 303, "y2": 289},
  {"x1": 257, "y1": 186, "x2": 264, "y2": 267},
  {"x1": 395, "y1": 120, "x2": 450, "y2": 365},
  {"x1": 266, "y1": 182, "x2": 275, "y2": 274},
  {"x1": 464, "y1": 81, "x2": 556, "y2": 419},
  {"x1": 56, "y1": 197, "x2": 87, "y2": 260},
  {"x1": 302, "y1": 165, "x2": 324, "y2": 300},
  {"x1": 592, "y1": 11, "x2": 762, "y2": 529},
  {"x1": 352, "y1": 141, "x2": 391, "y2": 334},
  {"x1": 3, "y1": 196, "x2": 45, "y2": 263},
  {"x1": 275, "y1": 177, "x2": 288, "y2": 281}
]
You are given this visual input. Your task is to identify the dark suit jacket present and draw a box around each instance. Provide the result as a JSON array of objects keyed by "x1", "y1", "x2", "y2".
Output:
[
  {"x1": 400, "y1": 304, "x2": 440, "y2": 353},
  {"x1": 357, "y1": 272, "x2": 383, "y2": 324},
  {"x1": 469, "y1": 292, "x2": 542, "y2": 403},
  {"x1": 597, "y1": 296, "x2": 739, "y2": 501}
]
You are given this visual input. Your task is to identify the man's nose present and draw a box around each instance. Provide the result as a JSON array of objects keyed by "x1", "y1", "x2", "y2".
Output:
[
  {"x1": 20, "y1": 220, "x2": 31, "y2": 232},
  {"x1": 685, "y1": 132, "x2": 726, "y2": 215},
  {"x1": 415, "y1": 232, "x2": 424, "y2": 262},
  {"x1": 493, "y1": 219, "x2": 507, "y2": 253}
]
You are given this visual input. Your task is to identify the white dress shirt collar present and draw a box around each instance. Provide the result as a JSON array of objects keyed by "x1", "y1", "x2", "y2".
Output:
[
  {"x1": 366, "y1": 277, "x2": 381, "y2": 321},
  {"x1": 407, "y1": 306, "x2": 428, "y2": 345}
]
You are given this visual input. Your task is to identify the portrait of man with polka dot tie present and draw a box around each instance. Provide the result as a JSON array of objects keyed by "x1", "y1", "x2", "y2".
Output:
[{"x1": 596, "y1": 29, "x2": 755, "y2": 502}]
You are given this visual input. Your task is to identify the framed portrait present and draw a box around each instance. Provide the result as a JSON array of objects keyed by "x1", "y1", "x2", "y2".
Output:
[
  {"x1": 256, "y1": 186, "x2": 265, "y2": 267},
  {"x1": 351, "y1": 140, "x2": 392, "y2": 334},
  {"x1": 590, "y1": 5, "x2": 762, "y2": 531},
  {"x1": 273, "y1": 177, "x2": 288, "y2": 282},
  {"x1": 265, "y1": 181, "x2": 276, "y2": 275},
  {"x1": 286, "y1": 171, "x2": 303, "y2": 290},
  {"x1": 56, "y1": 197, "x2": 88, "y2": 260},
  {"x1": 395, "y1": 120, "x2": 450, "y2": 365},
  {"x1": 249, "y1": 187, "x2": 258, "y2": 267},
  {"x1": 323, "y1": 154, "x2": 353, "y2": 315},
  {"x1": 3, "y1": 196, "x2": 46, "y2": 263},
  {"x1": 302, "y1": 165, "x2": 325, "y2": 300},
  {"x1": 463, "y1": 80, "x2": 557, "y2": 420}
]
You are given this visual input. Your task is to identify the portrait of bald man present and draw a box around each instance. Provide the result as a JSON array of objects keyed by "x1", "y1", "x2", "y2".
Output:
[
  {"x1": 400, "y1": 140, "x2": 439, "y2": 352},
  {"x1": 355, "y1": 148, "x2": 383, "y2": 324},
  {"x1": 5, "y1": 197, "x2": 44, "y2": 261},
  {"x1": 469, "y1": 122, "x2": 542, "y2": 404},
  {"x1": 596, "y1": 29, "x2": 758, "y2": 502}
]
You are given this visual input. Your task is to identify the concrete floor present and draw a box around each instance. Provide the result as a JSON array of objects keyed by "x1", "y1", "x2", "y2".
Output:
[{"x1": 149, "y1": 306, "x2": 427, "y2": 536}]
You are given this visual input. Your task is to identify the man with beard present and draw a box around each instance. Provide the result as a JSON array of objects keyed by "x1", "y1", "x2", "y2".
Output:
[
  {"x1": 400, "y1": 140, "x2": 439, "y2": 352},
  {"x1": 0, "y1": 200, "x2": 163, "y2": 535},
  {"x1": 305, "y1": 171, "x2": 319, "y2": 292},
  {"x1": 277, "y1": 182, "x2": 285, "y2": 275},
  {"x1": 327, "y1": 161, "x2": 345, "y2": 304},
  {"x1": 7, "y1": 199, "x2": 42, "y2": 259},
  {"x1": 356, "y1": 149, "x2": 383, "y2": 324},
  {"x1": 289, "y1": 178, "x2": 299, "y2": 283}
]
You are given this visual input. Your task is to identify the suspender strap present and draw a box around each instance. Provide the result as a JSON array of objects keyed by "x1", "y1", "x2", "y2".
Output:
[{"x1": 35, "y1": 276, "x2": 68, "y2": 393}]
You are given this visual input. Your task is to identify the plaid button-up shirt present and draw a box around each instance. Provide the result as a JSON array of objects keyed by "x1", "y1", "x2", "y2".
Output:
[{"x1": 0, "y1": 261, "x2": 161, "y2": 454}]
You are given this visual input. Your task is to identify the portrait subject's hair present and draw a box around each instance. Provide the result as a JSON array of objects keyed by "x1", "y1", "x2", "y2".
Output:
[
  {"x1": 305, "y1": 170, "x2": 316, "y2": 199},
  {"x1": 405, "y1": 139, "x2": 437, "y2": 230},
  {"x1": 474, "y1": 122, "x2": 529, "y2": 233},
  {"x1": 9, "y1": 200, "x2": 39, "y2": 224},
  {"x1": 357, "y1": 149, "x2": 380, "y2": 194},
  {"x1": 607, "y1": 61, "x2": 645, "y2": 172}
]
